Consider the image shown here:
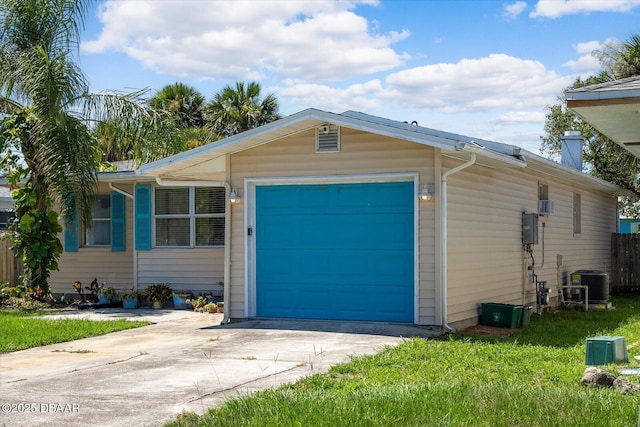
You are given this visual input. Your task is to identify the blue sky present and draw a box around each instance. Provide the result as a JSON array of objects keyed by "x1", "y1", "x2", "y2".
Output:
[{"x1": 79, "y1": 0, "x2": 640, "y2": 153}]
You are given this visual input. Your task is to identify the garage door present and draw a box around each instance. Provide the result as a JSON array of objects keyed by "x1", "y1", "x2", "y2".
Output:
[{"x1": 256, "y1": 181, "x2": 414, "y2": 322}]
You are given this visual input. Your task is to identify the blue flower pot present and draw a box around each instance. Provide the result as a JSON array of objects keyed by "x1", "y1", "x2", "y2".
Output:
[{"x1": 122, "y1": 297, "x2": 139, "y2": 309}]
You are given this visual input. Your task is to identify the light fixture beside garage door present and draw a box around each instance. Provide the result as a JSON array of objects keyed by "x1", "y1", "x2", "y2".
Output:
[{"x1": 418, "y1": 184, "x2": 432, "y2": 201}]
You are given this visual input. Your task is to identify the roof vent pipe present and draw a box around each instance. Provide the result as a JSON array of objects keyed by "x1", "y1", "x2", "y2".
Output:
[{"x1": 561, "y1": 130, "x2": 583, "y2": 171}]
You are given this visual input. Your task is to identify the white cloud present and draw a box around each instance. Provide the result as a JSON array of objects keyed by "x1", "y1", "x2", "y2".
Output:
[
  {"x1": 494, "y1": 111, "x2": 546, "y2": 125},
  {"x1": 563, "y1": 38, "x2": 618, "y2": 73},
  {"x1": 530, "y1": 0, "x2": 640, "y2": 19},
  {"x1": 383, "y1": 54, "x2": 572, "y2": 113},
  {"x1": 277, "y1": 80, "x2": 384, "y2": 112},
  {"x1": 503, "y1": 1, "x2": 528, "y2": 19},
  {"x1": 82, "y1": 0, "x2": 408, "y2": 83}
]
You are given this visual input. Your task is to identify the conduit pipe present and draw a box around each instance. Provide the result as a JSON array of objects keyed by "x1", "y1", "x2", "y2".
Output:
[
  {"x1": 154, "y1": 177, "x2": 232, "y2": 325},
  {"x1": 440, "y1": 153, "x2": 476, "y2": 333}
]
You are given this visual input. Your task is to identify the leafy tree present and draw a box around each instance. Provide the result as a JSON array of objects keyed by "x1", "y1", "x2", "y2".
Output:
[
  {"x1": 0, "y1": 0, "x2": 160, "y2": 298},
  {"x1": 541, "y1": 36, "x2": 640, "y2": 216},
  {"x1": 207, "y1": 81, "x2": 280, "y2": 137}
]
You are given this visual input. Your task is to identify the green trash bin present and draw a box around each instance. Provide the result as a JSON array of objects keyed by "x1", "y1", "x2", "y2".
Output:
[
  {"x1": 519, "y1": 305, "x2": 533, "y2": 327},
  {"x1": 481, "y1": 303, "x2": 522, "y2": 328}
]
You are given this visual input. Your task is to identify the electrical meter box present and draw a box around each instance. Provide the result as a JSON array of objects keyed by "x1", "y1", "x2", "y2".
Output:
[{"x1": 522, "y1": 213, "x2": 538, "y2": 245}]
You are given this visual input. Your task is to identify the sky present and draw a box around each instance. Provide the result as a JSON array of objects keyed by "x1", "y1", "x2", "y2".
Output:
[{"x1": 79, "y1": 0, "x2": 640, "y2": 154}]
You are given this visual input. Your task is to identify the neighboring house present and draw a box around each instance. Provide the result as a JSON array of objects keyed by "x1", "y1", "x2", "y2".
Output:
[
  {"x1": 49, "y1": 109, "x2": 625, "y2": 331},
  {"x1": 0, "y1": 186, "x2": 15, "y2": 230},
  {"x1": 565, "y1": 76, "x2": 640, "y2": 157},
  {"x1": 619, "y1": 218, "x2": 640, "y2": 233}
]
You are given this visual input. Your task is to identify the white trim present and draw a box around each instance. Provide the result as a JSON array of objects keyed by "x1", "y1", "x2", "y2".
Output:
[{"x1": 244, "y1": 172, "x2": 420, "y2": 321}]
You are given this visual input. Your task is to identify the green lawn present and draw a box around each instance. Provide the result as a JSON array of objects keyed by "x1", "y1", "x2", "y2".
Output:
[
  {"x1": 167, "y1": 296, "x2": 640, "y2": 427},
  {"x1": 0, "y1": 310, "x2": 149, "y2": 353}
]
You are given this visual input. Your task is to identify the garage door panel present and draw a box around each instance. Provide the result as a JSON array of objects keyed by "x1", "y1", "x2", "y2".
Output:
[{"x1": 256, "y1": 182, "x2": 414, "y2": 322}]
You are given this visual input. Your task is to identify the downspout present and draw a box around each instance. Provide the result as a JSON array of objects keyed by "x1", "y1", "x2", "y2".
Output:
[
  {"x1": 109, "y1": 183, "x2": 137, "y2": 290},
  {"x1": 440, "y1": 153, "x2": 476, "y2": 333},
  {"x1": 153, "y1": 177, "x2": 232, "y2": 325},
  {"x1": 221, "y1": 183, "x2": 231, "y2": 325}
]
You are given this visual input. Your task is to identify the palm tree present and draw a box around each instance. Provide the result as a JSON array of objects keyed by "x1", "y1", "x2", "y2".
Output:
[
  {"x1": 147, "y1": 82, "x2": 217, "y2": 150},
  {"x1": 207, "y1": 81, "x2": 280, "y2": 137},
  {"x1": 594, "y1": 34, "x2": 640, "y2": 80},
  {"x1": 149, "y1": 82, "x2": 206, "y2": 129},
  {"x1": 0, "y1": 0, "x2": 157, "y2": 298}
]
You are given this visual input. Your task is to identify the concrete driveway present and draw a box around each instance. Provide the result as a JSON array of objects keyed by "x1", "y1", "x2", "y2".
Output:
[{"x1": 0, "y1": 308, "x2": 435, "y2": 427}]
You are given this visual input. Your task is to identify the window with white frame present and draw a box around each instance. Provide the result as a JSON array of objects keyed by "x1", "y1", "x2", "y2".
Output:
[
  {"x1": 85, "y1": 195, "x2": 111, "y2": 246},
  {"x1": 573, "y1": 193, "x2": 581, "y2": 234},
  {"x1": 154, "y1": 187, "x2": 225, "y2": 247}
]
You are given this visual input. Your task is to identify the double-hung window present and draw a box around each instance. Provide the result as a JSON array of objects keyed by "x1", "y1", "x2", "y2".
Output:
[
  {"x1": 85, "y1": 195, "x2": 111, "y2": 246},
  {"x1": 154, "y1": 187, "x2": 225, "y2": 247}
]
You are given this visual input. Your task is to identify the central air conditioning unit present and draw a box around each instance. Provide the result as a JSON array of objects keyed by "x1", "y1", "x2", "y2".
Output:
[{"x1": 538, "y1": 200, "x2": 555, "y2": 216}]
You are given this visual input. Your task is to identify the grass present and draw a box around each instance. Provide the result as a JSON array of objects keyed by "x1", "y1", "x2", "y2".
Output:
[
  {"x1": 0, "y1": 310, "x2": 149, "y2": 353},
  {"x1": 167, "y1": 296, "x2": 640, "y2": 427}
]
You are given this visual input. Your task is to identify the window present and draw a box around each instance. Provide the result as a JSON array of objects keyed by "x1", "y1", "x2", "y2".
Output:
[
  {"x1": 573, "y1": 193, "x2": 581, "y2": 234},
  {"x1": 85, "y1": 195, "x2": 111, "y2": 246},
  {"x1": 0, "y1": 211, "x2": 13, "y2": 230},
  {"x1": 538, "y1": 183, "x2": 548, "y2": 201},
  {"x1": 154, "y1": 187, "x2": 225, "y2": 247}
]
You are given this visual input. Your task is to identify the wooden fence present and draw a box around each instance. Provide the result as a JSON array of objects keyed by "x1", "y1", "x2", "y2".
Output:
[
  {"x1": 0, "y1": 235, "x2": 22, "y2": 286},
  {"x1": 611, "y1": 233, "x2": 640, "y2": 294}
]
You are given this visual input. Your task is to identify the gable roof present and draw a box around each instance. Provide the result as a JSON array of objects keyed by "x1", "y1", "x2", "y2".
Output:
[
  {"x1": 565, "y1": 76, "x2": 640, "y2": 157},
  {"x1": 125, "y1": 108, "x2": 623, "y2": 195},
  {"x1": 139, "y1": 108, "x2": 525, "y2": 179}
]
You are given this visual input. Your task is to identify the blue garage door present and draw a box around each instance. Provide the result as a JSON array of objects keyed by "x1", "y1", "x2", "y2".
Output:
[{"x1": 256, "y1": 181, "x2": 414, "y2": 322}]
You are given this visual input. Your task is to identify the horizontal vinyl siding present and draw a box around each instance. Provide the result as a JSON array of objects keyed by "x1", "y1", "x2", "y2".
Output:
[
  {"x1": 50, "y1": 184, "x2": 135, "y2": 294},
  {"x1": 445, "y1": 159, "x2": 617, "y2": 327},
  {"x1": 230, "y1": 128, "x2": 437, "y2": 324},
  {"x1": 137, "y1": 249, "x2": 224, "y2": 293}
]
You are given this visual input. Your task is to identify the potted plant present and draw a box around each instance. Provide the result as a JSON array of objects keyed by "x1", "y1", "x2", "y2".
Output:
[
  {"x1": 143, "y1": 284, "x2": 172, "y2": 309},
  {"x1": 119, "y1": 289, "x2": 139, "y2": 309},
  {"x1": 186, "y1": 295, "x2": 208, "y2": 312},
  {"x1": 204, "y1": 302, "x2": 218, "y2": 313},
  {"x1": 98, "y1": 286, "x2": 118, "y2": 304},
  {"x1": 172, "y1": 290, "x2": 193, "y2": 310}
]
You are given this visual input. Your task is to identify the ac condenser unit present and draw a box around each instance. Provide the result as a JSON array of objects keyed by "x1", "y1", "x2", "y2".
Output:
[{"x1": 538, "y1": 200, "x2": 555, "y2": 215}]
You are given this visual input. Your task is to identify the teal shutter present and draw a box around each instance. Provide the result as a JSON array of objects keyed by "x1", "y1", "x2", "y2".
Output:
[
  {"x1": 135, "y1": 185, "x2": 152, "y2": 250},
  {"x1": 64, "y1": 195, "x2": 79, "y2": 252},
  {"x1": 111, "y1": 191, "x2": 126, "y2": 252},
  {"x1": 64, "y1": 216, "x2": 78, "y2": 252}
]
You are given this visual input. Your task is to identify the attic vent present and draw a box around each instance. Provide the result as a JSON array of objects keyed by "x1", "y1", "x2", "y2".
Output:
[
  {"x1": 316, "y1": 125, "x2": 340, "y2": 153},
  {"x1": 538, "y1": 200, "x2": 555, "y2": 216}
]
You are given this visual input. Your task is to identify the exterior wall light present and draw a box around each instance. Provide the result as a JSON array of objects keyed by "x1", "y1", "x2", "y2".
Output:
[
  {"x1": 418, "y1": 184, "x2": 432, "y2": 201},
  {"x1": 229, "y1": 188, "x2": 241, "y2": 203}
]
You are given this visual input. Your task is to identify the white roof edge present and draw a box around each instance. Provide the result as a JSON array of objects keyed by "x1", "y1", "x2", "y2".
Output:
[
  {"x1": 565, "y1": 88, "x2": 640, "y2": 101},
  {"x1": 521, "y1": 149, "x2": 627, "y2": 195}
]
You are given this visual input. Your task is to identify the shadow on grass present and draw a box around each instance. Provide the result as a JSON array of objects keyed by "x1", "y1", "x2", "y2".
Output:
[{"x1": 453, "y1": 295, "x2": 640, "y2": 348}]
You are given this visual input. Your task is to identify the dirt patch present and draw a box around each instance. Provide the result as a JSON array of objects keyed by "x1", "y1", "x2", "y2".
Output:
[{"x1": 459, "y1": 324, "x2": 520, "y2": 338}]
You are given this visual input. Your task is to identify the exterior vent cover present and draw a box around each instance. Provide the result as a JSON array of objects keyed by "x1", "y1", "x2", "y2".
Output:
[
  {"x1": 538, "y1": 200, "x2": 555, "y2": 215},
  {"x1": 316, "y1": 125, "x2": 340, "y2": 153}
]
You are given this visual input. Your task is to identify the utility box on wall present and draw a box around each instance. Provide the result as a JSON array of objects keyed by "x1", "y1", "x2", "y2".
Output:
[{"x1": 522, "y1": 213, "x2": 539, "y2": 245}]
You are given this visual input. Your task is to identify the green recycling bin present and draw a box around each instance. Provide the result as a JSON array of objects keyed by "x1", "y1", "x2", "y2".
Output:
[{"x1": 481, "y1": 303, "x2": 522, "y2": 328}]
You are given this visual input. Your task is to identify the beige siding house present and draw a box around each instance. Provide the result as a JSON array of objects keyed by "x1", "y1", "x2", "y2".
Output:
[{"x1": 49, "y1": 109, "x2": 623, "y2": 331}]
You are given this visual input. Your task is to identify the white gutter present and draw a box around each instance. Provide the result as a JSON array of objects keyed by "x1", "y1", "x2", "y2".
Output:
[
  {"x1": 108, "y1": 183, "x2": 134, "y2": 199},
  {"x1": 154, "y1": 177, "x2": 232, "y2": 325},
  {"x1": 440, "y1": 153, "x2": 476, "y2": 333}
]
